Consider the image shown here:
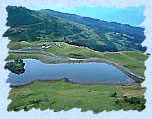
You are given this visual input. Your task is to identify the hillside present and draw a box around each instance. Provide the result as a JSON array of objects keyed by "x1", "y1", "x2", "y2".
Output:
[
  {"x1": 3, "y1": 6, "x2": 146, "y2": 52},
  {"x1": 40, "y1": 9, "x2": 146, "y2": 51},
  {"x1": 40, "y1": 9, "x2": 145, "y2": 42}
]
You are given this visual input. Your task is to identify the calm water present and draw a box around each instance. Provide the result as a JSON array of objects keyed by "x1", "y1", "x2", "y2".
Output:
[{"x1": 7, "y1": 59, "x2": 135, "y2": 86}]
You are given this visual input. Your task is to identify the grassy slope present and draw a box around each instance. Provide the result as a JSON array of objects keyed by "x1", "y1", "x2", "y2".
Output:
[
  {"x1": 8, "y1": 80, "x2": 145, "y2": 113},
  {"x1": 7, "y1": 41, "x2": 148, "y2": 76},
  {"x1": 5, "y1": 6, "x2": 146, "y2": 52}
]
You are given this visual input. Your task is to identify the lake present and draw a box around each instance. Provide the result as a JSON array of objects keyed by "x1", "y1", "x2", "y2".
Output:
[{"x1": 7, "y1": 59, "x2": 135, "y2": 86}]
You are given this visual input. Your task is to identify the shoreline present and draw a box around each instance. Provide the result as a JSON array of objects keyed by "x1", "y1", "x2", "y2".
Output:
[
  {"x1": 67, "y1": 58, "x2": 145, "y2": 83},
  {"x1": 8, "y1": 50, "x2": 145, "y2": 82},
  {"x1": 8, "y1": 56, "x2": 145, "y2": 87},
  {"x1": 10, "y1": 78, "x2": 140, "y2": 88}
]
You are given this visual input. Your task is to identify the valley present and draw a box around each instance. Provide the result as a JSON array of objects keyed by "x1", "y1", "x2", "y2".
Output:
[{"x1": 4, "y1": 6, "x2": 148, "y2": 113}]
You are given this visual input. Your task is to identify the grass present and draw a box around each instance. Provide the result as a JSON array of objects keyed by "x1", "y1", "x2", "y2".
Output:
[
  {"x1": 6, "y1": 51, "x2": 51, "y2": 62},
  {"x1": 8, "y1": 80, "x2": 146, "y2": 113},
  {"x1": 7, "y1": 41, "x2": 148, "y2": 76},
  {"x1": 7, "y1": 41, "x2": 147, "y2": 112}
]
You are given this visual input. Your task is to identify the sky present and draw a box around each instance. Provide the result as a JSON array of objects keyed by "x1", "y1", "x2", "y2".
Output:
[{"x1": 28, "y1": 5, "x2": 145, "y2": 27}]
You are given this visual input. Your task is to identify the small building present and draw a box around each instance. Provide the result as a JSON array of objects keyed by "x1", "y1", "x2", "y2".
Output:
[{"x1": 42, "y1": 43, "x2": 50, "y2": 49}]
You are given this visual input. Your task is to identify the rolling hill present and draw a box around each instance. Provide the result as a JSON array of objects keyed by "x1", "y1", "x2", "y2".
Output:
[{"x1": 3, "y1": 6, "x2": 146, "y2": 52}]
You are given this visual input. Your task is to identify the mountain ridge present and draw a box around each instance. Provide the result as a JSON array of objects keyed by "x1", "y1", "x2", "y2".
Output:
[
  {"x1": 39, "y1": 9, "x2": 145, "y2": 42},
  {"x1": 40, "y1": 8, "x2": 143, "y2": 28},
  {"x1": 4, "y1": 6, "x2": 146, "y2": 52}
]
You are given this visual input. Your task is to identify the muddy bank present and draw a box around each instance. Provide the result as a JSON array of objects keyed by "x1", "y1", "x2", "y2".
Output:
[{"x1": 10, "y1": 77, "x2": 141, "y2": 88}]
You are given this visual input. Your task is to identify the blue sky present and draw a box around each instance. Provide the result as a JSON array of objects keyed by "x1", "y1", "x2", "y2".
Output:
[{"x1": 28, "y1": 5, "x2": 145, "y2": 26}]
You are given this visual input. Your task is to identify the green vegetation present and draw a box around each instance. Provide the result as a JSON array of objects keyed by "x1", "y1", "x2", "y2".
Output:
[
  {"x1": 4, "y1": 5, "x2": 147, "y2": 77},
  {"x1": 8, "y1": 80, "x2": 146, "y2": 113},
  {"x1": 115, "y1": 96, "x2": 145, "y2": 109},
  {"x1": 40, "y1": 9, "x2": 145, "y2": 45},
  {"x1": 4, "y1": 58, "x2": 25, "y2": 74},
  {"x1": 6, "y1": 41, "x2": 148, "y2": 76},
  {"x1": 6, "y1": 51, "x2": 51, "y2": 62},
  {"x1": 4, "y1": 6, "x2": 148, "y2": 113},
  {"x1": 3, "y1": 6, "x2": 146, "y2": 52}
]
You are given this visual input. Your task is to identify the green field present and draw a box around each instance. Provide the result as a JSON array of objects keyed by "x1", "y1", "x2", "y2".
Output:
[
  {"x1": 5, "y1": 6, "x2": 148, "y2": 113},
  {"x1": 7, "y1": 41, "x2": 148, "y2": 76},
  {"x1": 6, "y1": 41, "x2": 147, "y2": 112},
  {"x1": 8, "y1": 80, "x2": 146, "y2": 113}
]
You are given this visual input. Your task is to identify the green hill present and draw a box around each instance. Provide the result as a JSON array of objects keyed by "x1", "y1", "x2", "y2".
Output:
[
  {"x1": 40, "y1": 9, "x2": 145, "y2": 43},
  {"x1": 3, "y1": 6, "x2": 146, "y2": 52}
]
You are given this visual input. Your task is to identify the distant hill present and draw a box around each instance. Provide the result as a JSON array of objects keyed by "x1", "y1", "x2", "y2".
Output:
[
  {"x1": 40, "y1": 9, "x2": 145, "y2": 43},
  {"x1": 3, "y1": 6, "x2": 146, "y2": 52}
]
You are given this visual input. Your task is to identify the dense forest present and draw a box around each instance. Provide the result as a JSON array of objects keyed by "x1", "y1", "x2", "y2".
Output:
[{"x1": 3, "y1": 6, "x2": 146, "y2": 52}]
